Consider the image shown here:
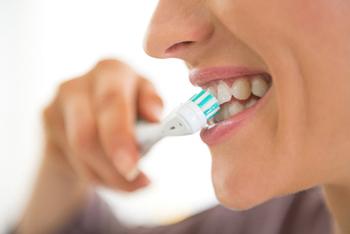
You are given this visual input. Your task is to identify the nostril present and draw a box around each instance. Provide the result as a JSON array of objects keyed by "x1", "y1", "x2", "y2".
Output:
[{"x1": 165, "y1": 41, "x2": 194, "y2": 54}]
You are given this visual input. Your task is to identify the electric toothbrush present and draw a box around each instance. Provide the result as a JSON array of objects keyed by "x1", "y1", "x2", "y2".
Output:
[{"x1": 136, "y1": 89, "x2": 220, "y2": 155}]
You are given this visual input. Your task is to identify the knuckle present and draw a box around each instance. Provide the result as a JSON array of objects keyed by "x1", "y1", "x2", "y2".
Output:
[
  {"x1": 139, "y1": 78, "x2": 155, "y2": 92},
  {"x1": 57, "y1": 81, "x2": 71, "y2": 95},
  {"x1": 94, "y1": 59, "x2": 124, "y2": 72},
  {"x1": 41, "y1": 104, "x2": 64, "y2": 135},
  {"x1": 42, "y1": 105, "x2": 54, "y2": 124},
  {"x1": 57, "y1": 79, "x2": 79, "y2": 97},
  {"x1": 93, "y1": 59, "x2": 135, "y2": 84}
]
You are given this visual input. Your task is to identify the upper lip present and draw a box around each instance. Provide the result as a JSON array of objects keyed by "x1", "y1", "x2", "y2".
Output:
[{"x1": 189, "y1": 66, "x2": 268, "y2": 87}]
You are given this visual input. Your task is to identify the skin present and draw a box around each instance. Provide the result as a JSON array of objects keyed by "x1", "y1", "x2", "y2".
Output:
[
  {"x1": 145, "y1": 0, "x2": 350, "y2": 232},
  {"x1": 17, "y1": 0, "x2": 350, "y2": 233}
]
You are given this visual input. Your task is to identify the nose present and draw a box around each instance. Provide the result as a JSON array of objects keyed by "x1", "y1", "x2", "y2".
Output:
[{"x1": 144, "y1": 0, "x2": 214, "y2": 60}]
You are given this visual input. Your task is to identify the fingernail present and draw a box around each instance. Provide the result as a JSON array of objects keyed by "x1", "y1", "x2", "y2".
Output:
[
  {"x1": 140, "y1": 177, "x2": 151, "y2": 186},
  {"x1": 113, "y1": 149, "x2": 136, "y2": 179},
  {"x1": 150, "y1": 104, "x2": 163, "y2": 121},
  {"x1": 125, "y1": 166, "x2": 140, "y2": 182}
]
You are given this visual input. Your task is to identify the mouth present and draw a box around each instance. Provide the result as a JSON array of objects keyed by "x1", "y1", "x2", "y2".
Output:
[{"x1": 190, "y1": 66, "x2": 272, "y2": 145}]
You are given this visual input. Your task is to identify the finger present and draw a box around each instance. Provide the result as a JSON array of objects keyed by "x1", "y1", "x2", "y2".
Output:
[
  {"x1": 92, "y1": 60, "x2": 140, "y2": 181},
  {"x1": 137, "y1": 77, "x2": 164, "y2": 123},
  {"x1": 84, "y1": 145, "x2": 150, "y2": 191},
  {"x1": 68, "y1": 153, "x2": 101, "y2": 185},
  {"x1": 42, "y1": 96, "x2": 95, "y2": 183},
  {"x1": 42, "y1": 103, "x2": 67, "y2": 152},
  {"x1": 58, "y1": 80, "x2": 101, "y2": 179},
  {"x1": 57, "y1": 78, "x2": 119, "y2": 187},
  {"x1": 102, "y1": 166, "x2": 151, "y2": 192}
]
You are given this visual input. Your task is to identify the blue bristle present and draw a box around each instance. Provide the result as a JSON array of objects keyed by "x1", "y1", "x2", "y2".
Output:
[{"x1": 191, "y1": 90, "x2": 206, "y2": 102}]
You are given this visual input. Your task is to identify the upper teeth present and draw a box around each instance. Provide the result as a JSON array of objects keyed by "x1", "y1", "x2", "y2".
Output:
[
  {"x1": 217, "y1": 81, "x2": 232, "y2": 104},
  {"x1": 208, "y1": 75, "x2": 269, "y2": 104},
  {"x1": 251, "y1": 77, "x2": 269, "y2": 97},
  {"x1": 206, "y1": 75, "x2": 271, "y2": 124},
  {"x1": 231, "y1": 78, "x2": 251, "y2": 100}
]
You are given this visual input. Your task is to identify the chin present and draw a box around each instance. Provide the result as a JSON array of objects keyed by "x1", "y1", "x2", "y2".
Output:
[
  {"x1": 212, "y1": 173, "x2": 273, "y2": 210},
  {"x1": 211, "y1": 153, "x2": 276, "y2": 211}
]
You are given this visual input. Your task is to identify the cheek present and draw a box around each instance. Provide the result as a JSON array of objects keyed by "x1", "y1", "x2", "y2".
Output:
[
  {"x1": 208, "y1": 87, "x2": 322, "y2": 210},
  {"x1": 208, "y1": 0, "x2": 349, "y2": 209},
  {"x1": 209, "y1": 92, "x2": 283, "y2": 209}
]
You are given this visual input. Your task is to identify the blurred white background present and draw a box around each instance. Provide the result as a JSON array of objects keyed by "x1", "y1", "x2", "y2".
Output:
[{"x1": 0, "y1": 0, "x2": 217, "y2": 232}]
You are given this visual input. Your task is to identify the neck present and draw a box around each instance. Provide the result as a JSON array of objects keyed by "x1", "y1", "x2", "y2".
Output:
[{"x1": 323, "y1": 177, "x2": 350, "y2": 234}]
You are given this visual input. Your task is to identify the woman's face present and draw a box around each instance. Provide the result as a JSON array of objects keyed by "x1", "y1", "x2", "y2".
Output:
[{"x1": 144, "y1": 0, "x2": 350, "y2": 209}]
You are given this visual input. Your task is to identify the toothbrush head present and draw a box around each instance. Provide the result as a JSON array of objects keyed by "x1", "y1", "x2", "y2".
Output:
[
  {"x1": 162, "y1": 89, "x2": 220, "y2": 136},
  {"x1": 189, "y1": 89, "x2": 220, "y2": 121}
]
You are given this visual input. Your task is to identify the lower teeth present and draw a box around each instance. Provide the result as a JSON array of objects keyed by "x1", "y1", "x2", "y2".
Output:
[{"x1": 209, "y1": 96, "x2": 260, "y2": 125}]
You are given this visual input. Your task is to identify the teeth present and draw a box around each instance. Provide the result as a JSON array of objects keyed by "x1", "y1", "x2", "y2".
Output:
[
  {"x1": 222, "y1": 105, "x2": 231, "y2": 119},
  {"x1": 231, "y1": 78, "x2": 251, "y2": 100},
  {"x1": 205, "y1": 75, "x2": 271, "y2": 125},
  {"x1": 217, "y1": 81, "x2": 232, "y2": 104},
  {"x1": 214, "y1": 111, "x2": 225, "y2": 122},
  {"x1": 208, "y1": 119, "x2": 215, "y2": 125},
  {"x1": 228, "y1": 101, "x2": 245, "y2": 116},
  {"x1": 213, "y1": 101, "x2": 245, "y2": 123},
  {"x1": 207, "y1": 86, "x2": 217, "y2": 98},
  {"x1": 245, "y1": 97, "x2": 258, "y2": 108},
  {"x1": 251, "y1": 76, "x2": 269, "y2": 97}
]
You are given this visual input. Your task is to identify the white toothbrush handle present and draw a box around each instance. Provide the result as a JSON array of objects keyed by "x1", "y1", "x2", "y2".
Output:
[
  {"x1": 135, "y1": 121, "x2": 163, "y2": 156},
  {"x1": 135, "y1": 102, "x2": 208, "y2": 155}
]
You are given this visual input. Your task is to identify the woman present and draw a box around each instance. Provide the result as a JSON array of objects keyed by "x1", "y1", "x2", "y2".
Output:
[{"x1": 15, "y1": 0, "x2": 350, "y2": 233}]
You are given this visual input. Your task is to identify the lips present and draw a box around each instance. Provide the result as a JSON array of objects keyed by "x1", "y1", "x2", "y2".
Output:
[{"x1": 189, "y1": 66, "x2": 272, "y2": 145}]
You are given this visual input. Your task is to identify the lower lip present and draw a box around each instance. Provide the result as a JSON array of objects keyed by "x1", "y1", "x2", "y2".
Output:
[{"x1": 200, "y1": 89, "x2": 272, "y2": 146}]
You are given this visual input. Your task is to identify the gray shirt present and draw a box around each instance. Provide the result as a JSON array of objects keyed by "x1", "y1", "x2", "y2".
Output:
[{"x1": 57, "y1": 187, "x2": 333, "y2": 234}]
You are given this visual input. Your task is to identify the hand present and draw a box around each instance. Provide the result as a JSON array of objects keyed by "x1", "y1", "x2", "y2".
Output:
[{"x1": 42, "y1": 59, "x2": 163, "y2": 192}]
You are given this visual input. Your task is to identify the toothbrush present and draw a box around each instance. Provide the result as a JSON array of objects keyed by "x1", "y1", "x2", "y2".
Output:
[{"x1": 136, "y1": 89, "x2": 220, "y2": 155}]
